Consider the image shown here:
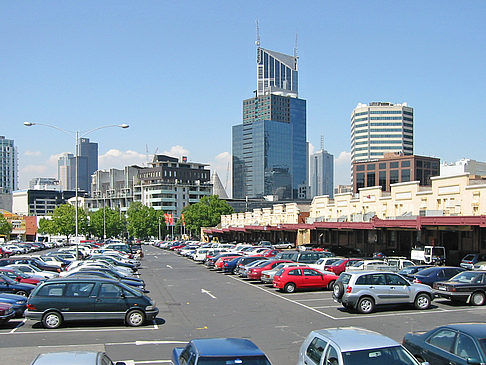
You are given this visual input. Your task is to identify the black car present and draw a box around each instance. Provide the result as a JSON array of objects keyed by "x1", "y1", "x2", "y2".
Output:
[
  {"x1": 433, "y1": 270, "x2": 486, "y2": 305},
  {"x1": 0, "y1": 257, "x2": 60, "y2": 273},
  {"x1": 398, "y1": 265, "x2": 432, "y2": 280},
  {"x1": 412, "y1": 266, "x2": 465, "y2": 286},
  {"x1": 403, "y1": 323, "x2": 486, "y2": 365},
  {"x1": 0, "y1": 273, "x2": 36, "y2": 296},
  {"x1": 66, "y1": 271, "x2": 145, "y2": 291},
  {"x1": 25, "y1": 277, "x2": 158, "y2": 329}
]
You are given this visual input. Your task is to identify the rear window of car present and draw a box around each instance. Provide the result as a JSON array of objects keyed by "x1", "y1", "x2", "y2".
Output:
[
  {"x1": 463, "y1": 255, "x2": 476, "y2": 261},
  {"x1": 338, "y1": 273, "x2": 352, "y2": 285},
  {"x1": 37, "y1": 283, "x2": 66, "y2": 297},
  {"x1": 415, "y1": 267, "x2": 437, "y2": 276},
  {"x1": 198, "y1": 357, "x2": 271, "y2": 365}
]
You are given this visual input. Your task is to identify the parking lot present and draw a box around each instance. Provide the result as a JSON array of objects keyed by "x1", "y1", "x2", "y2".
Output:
[{"x1": 1, "y1": 245, "x2": 486, "y2": 364}]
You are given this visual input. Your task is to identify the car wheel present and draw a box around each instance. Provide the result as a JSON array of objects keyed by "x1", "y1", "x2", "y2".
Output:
[
  {"x1": 232, "y1": 268, "x2": 238, "y2": 275},
  {"x1": 357, "y1": 297, "x2": 375, "y2": 314},
  {"x1": 287, "y1": 245, "x2": 292, "y2": 249},
  {"x1": 284, "y1": 282, "x2": 296, "y2": 293},
  {"x1": 15, "y1": 290, "x2": 28, "y2": 297},
  {"x1": 327, "y1": 280, "x2": 336, "y2": 290},
  {"x1": 414, "y1": 293, "x2": 431, "y2": 310},
  {"x1": 42, "y1": 311, "x2": 63, "y2": 329},
  {"x1": 333, "y1": 282, "x2": 344, "y2": 299},
  {"x1": 471, "y1": 291, "x2": 486, "y2": 306},
  {"x1": 126, "y1": 309, "x2": 145, "y2": 327}
]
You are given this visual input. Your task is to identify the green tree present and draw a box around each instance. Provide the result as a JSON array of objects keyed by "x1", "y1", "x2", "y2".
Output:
[
  {"x1": 38, "y1": 218, "x2": 55, "y2": 235},
  {"x1": 0, "y1": 214, "x2": 12, "y2": 237},
  {"x1": 181, "y1": 195, "x2": 234, "y2": 236},
  {"x1": 89, "y1": 207, "x2": 126, "y2": 239},
  {"x1": 126, "y1": 202, "x2": 166, "y2": 240},
  {"x1": 50, "y1": 204, "x2": 89, "y2": 239}
]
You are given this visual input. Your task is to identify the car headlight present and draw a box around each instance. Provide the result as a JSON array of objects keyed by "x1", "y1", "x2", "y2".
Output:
[
  {"x1": 16, "y1": 301, "x2": 25, "y2": 304},
  {"x1": 145, "y1": 305, "x2": 155, "y2": 311}
]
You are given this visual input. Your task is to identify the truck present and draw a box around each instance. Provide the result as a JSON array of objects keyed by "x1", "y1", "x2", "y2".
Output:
[{"x1": 411, "y1": 245, "x2": 446, "y2": 265}]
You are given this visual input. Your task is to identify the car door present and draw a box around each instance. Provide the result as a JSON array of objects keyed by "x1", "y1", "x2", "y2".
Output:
[
  {"x1": 302, "y1": 336, "x2": 328, "y2": 365},
  {"x1": 368, "y1": 273, "x2": 389, "y2": 304},
  {"x1": 322, "y1": 343, "x2": 342, "y2": 365},
  {"x1": 94, "y1": 282, "x2": 132, "y2": 320},
  {"x1": 62, "y1": 282, "x2": 97, "y2": 321},
  {"x1": 385, "y1": 273, "x2": 412, "y2": 303},
  {"x1": 452, "y1": 332, "x2": 482, "y2": 365},
  {"x1": 302, "y1": 268, "x2": 324, "y2": 288},
  {"x1": 424, "y1": 328, "x2": 459, "y2": 365}
]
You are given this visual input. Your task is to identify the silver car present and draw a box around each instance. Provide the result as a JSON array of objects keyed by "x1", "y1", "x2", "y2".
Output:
[
  {"x1": 31, "y1": 351, "x2": 125, "y2": 365},
  {"x1": 332, "y1": 271, "x2": 433, "y2": 314},
  {"x1": 297, "y1": 327, "x2": 426, "y2": 365}
]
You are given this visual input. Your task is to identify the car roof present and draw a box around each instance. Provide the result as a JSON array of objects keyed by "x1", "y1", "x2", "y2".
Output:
[
  {"x1": 31, "y1": 351, "x2": 102, "y2": 365},
  {"x1": 446, "y1": 323, "x2": 486, "y2": 337},
  {"x1": 190, "y1": 338, "x2": 265, "y2": 357},
  {"x1": 310, "y1": 327, "x2": 399, "y2": 352}
]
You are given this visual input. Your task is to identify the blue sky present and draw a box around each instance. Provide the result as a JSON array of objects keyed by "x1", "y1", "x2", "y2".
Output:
[{"x1": 2, "y1": 1, "x2": 486, "y2": 195}]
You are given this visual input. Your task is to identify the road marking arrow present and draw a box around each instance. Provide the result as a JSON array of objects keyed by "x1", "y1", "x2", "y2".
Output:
[
  {"x1": 201, "y1": 288, "x2": 217, "y2": 299},
  {"x1": 166, "y1": 265, "x2": 173, "y2": 269}
]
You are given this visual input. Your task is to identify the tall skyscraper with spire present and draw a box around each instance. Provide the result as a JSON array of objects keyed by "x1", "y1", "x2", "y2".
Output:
[{"x1": 232, "y1": 35, "x2": 307, "y2": 200}]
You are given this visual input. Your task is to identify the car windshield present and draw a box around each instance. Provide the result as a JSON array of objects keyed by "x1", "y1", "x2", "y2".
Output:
[
  {"x1": 198, "y1": 356, "x2": 271, "y2": 365},
  {"x1": 451, "y1": 271, "x2": 484, "y2": 283},
  {"x1": 415, "y1": 267, "x2": 437, "y2": 277},
  {"x1": 342, "y1": 345, "x2": 419, "y2": 365},
  {"x1": 463, "y1": 255, "x2": 476, "y2": 261},
  {"x1": 338, "y1": 273, "x2": 352, "y2": 285},
  {"x1": 351, "y1": 261, "x2": 364, "y2": 267}
]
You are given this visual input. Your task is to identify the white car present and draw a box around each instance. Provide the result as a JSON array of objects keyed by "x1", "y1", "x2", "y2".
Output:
[
  {"x1": 308, "y1": 257, "x2": 344, "y2": 272},
  {"x1": 7, "y1": 264, "x2": 58, "y2": 279}
]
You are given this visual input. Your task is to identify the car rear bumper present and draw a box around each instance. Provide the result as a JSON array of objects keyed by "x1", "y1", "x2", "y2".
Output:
[
  {"x1": 433, "y1": 289, "x2": 469, "y2": 300},
  {"x1": 0, "y1": 310, "x2": 15, "y2": 321}
]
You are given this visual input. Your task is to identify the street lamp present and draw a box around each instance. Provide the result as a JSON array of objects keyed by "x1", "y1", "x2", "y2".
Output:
[{"x1": 24, "y1": 121, "x2": 129, "y2": 259}]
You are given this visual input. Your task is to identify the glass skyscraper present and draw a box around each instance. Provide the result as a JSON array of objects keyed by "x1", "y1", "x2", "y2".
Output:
[
  {"x1": 232, "y1": 47, "x2": 307, "y2": 200},
  {"x1": 0, "y1": 136, "x2": 18, "y2": 194}
]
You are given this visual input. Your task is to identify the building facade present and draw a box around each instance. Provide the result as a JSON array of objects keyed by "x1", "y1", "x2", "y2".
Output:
[
  {"x1": 352, "y1": 153, "x2": 440, "y2": 193},
  {"x1": 232, "y1": 46, "x2": 307, "y2": 200},
  {"x1": 441, "y1": 159, "x2": 486, "y2": 177},
  {"x1": 58, "y1": 152, "x2": 74, "y2": 191},
  {"x1": 351, "y1": 102, "x2": 414, "y2": 163},
  {"x1": 29, "y1": 177, "x2": 60, "y2": 191},
  {"x1": 12, "y1": 189, "x2": 76, "y2": 216},
  {"x1": 309, "y1": 149, "x2": 334, "y2": 198},
  {"x1": 132, "y1": 155, "x2": 213, "y2": 218},
  {"x1": 0, "y1": 136, "x2": 18, "y2": 194}
]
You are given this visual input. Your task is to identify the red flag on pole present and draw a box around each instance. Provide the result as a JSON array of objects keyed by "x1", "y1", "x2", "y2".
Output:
[
  {"x1": 164, "y1": 213, "x2": 168, "y2": 225},
  {"x1": 181, "y1": 213, "x2": 185, "y2": 226},
  {"x1": 169, "y1": 214, "x2": 174, "y2": 226}
]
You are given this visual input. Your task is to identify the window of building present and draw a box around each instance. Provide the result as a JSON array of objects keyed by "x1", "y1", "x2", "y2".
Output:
[
  {"x1": 379, "y1": 171, "x2": 387, "y2": 190},
  {"x1": 416, "y1": 160, "x2": 423, "y2": 168},
  {"x1": 367, "y1": 164, "x2": 375, "y2": 170},
  {"x1": 424, "y1": 161, "x2": 431, "y2": 168},
  {"x1": 379, "y1": 163, "x2": 386, "y2": 169},
  {"x1": 356, "y1": 165, "x2": 365, "y2": 171},
  {"x1": 390, "y1": 170, "x2": 399, "y2": 184},
  {"x1": 367, "y1": 172, "x2": 376, "y2": 187},
  {"x1": 356, "y1": 173, "x2": 365, "y2": 190},
  {"x1": 390, "y1": 162, "x2": 399, "y2": 168},
  {"x1": 401, "y1": 169, "x2": 410, "y2": 182},
  {"x1": 401, "y1": 161, "x2": 410, "y2": 167}
]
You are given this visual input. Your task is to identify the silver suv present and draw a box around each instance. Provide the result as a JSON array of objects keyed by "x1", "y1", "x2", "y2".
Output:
[{"x1": 332, "y1": 271, "x2": 433, "y2": 314}]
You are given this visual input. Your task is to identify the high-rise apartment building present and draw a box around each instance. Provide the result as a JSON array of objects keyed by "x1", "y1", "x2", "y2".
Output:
[
  {"x1": 57, "y1": 138, "x2": 98, "y2": 193},
  {"x1": 309, "y1": 149, "x2": 334, "y2": 198},
  {"x1": 351, "y1": 102, "x2": 414, "y2": 163},
  {"x1": 0, "y1": 136, "x2": 18, "y2": 194},
  {"x1": 29, "y1": 177, "x2": 60, "y2": 191},
  {"x1": 232, "y1": 45, "x2": 307, "y2": 200}
]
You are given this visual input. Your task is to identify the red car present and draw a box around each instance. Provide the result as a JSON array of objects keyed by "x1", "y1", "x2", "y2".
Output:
[
  {"x1": 260, "y1": 249, "x2": 281, "y2": 258},
  {"x1": 214, "y1": 255, "x2": 242, "y2": 270},
  {"x1": 0, "y1": 268, "x2": 43, "y2": 285},
  {"x1": 324, "y1": 258, "x2": 362, "y2": 275},
  {"x1": 0, "y1": 302, "x2": 15, "y2": 324},
  {"x1": 247, "y1": 260, "x2": 293, "y2": 281},
  {"x1": 273, "y1": 266, "x2": 339, "y2": 293}
]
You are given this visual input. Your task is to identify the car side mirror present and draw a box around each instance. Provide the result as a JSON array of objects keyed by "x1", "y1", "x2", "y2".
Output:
[
  {"x1": 120, "y1": 293, "x2": 126, "y2": 299},
  {"x1": 115, "y1": 362, "x2": 126, "y2": 365},
  {"x1": 466, "y1": 358, "x2": 481, "y2": 365}
]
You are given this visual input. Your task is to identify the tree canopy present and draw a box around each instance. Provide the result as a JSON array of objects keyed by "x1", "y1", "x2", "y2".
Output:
[
  {"x1": 89, "y1": 207, "x2": 126, "y2": 239},
  {"x1": 126, "y1": 202, "x2": 166, "y2": 240},
  {"x1": 181, "y1": 195, "x2": 233, "y2": 235},
  {"x1": 50, "y1": 204, "x2": 89, "y2": 238},
  {"x1": 0, "y1": 214, "x2": 12, "y2": 236}
]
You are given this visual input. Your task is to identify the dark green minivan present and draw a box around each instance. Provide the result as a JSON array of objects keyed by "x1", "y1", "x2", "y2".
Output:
[{"x1": 25, "y1": 277, "x2": 158, "y2": 328}]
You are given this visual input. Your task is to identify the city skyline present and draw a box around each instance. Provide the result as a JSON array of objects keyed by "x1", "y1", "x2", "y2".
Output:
[{"x1": 2, "y1": 1, "x2": 485, "y2": 196}]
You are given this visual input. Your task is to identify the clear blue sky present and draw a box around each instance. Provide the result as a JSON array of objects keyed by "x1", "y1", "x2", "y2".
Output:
[{"x1": 2, "y1": 1, "x2": 485, "y2": 194}]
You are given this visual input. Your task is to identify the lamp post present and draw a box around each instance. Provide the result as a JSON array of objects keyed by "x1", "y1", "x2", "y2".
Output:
[
  {"x1": 103, "y1": 194, "x2": 106, "y2": 241},
  {"x1": 24, "y1": 121, "x2": 129, "y2": 259}
]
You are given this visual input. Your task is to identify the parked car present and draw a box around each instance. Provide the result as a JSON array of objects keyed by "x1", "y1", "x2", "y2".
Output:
[
  {"x1": 412, "y1": 266, "x2": 466, "y2": 286},
  {"x1": 273, "y1": 266, "x2": 339, "y2": 293},
  {"x1": 65, "y1": 271, "x2": 145, "y2": 291},
  {"x1": 298, "y1": 327, "x2": 422, "y2": 365},
  {"x1": 403, "y1": 323, "x2": 486, "y2": 365},
  {"x1": 0, "y1": 273, "x2": 36, "y2": 296},
  {"x1": 325, "y1": 258, "x2": 362, "y2": 275},
  {"x1": 0, "y1": 267, "x2": 44, "y2": 285},
  {"x1": 308, "y1": 257, "x2": 344, "y2": 272},
  {"x1": 172, "y1": 338, "x2": 271, "y2": 365},
  {"x1": 0, "y1": 257, "x2": 60, "y2": 273},
  {"x1": 332, "y1": 271, "x2": 433, "y2": 314},
  {"x1": 221, "y1": 256, "x2": 246, "y2": 274},
  {"x1": 234, "y1": 256, "x2": 267, "y2": 276},
  {"x1": 0, "y1": 302, "x2": 15, "y2": 324},
  {"x1": 398, "y1": 265, "x2": 432, "y2": 281},
  {"x1": 433, "y1": 270, "x2": 486, "y2": 305},
  {"x1": 247, "y1": 260, "x2": 293, "y2": 281},
  {"x1": 25, "y1": 277, "x2": 158, "y2": 328},
  {"x1": 238, "y1": 259, "x2": 269, "y2": 278},
  {"x1": 273, "y1": 241, "x2": 295, "y2": 249},
  {"x1": 30, "y1": 351, "x2": 126, "y2": 365},
  {"x1": 214, "y1": 254, "x2": 243, "y2": 270},
  {"x1": 460, "y1": 253, "x2": 486, "y2": 270},
  {"x1": 0, "y1": 292, "x2": 28, "y2": 317},
  {"x1": 7, "y1": 263, "x2": 58, "y2": 279},
  {"x1": 260, "y1": 262, "x2": 310, "y2": 284}
]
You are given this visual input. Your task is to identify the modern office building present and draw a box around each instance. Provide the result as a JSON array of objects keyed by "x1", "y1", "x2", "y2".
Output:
[
  {"x1": 0, "y1": 136, "x2": 18, "y2": 194},
  {"x1": 351, "y1": 102, "x2": 414, "y2": 163},
  {"x1": 132, "y1": 155, "x2": 213, "y2": 218},
  {"x1": 12, "y1": 189, "x2": 76, "y2": 216},
  {"x1": 232, "y1": 45, "x2": 307, "y2": 200},
  {"x1": 57, "y1": 138, "x2": 98, "y2": 193},
  {"x1": 309, "y1": 149, "x2": 334, "y2": 198},
  {"x1": 352, "y1": 153, "x2": 440, "y2": 193}
]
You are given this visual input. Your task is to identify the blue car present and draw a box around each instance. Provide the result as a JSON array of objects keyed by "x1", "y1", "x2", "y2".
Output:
[
  {"x1": 0, "y1": 293, "x2": 27, "y2": 317},
  {"x1": 222, "y1": 256, "x2": 244, "y2": 274},
  {"x1": 412, "y1": 266, "x2": 465, "y2": 286},
  {"x1": 172, "y1": 338, "x2": 271, "y2": 365},
  {"x1": 0, "y1": 273, "x2": 36, "y2": 296}
]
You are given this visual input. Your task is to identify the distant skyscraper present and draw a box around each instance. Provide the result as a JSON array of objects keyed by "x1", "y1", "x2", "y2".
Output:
[
  {"x1": 0, "y1": 136, "x2": 18, "y2": 194},
  {"x1": 351, "y1": 102, "x2": 414, "y2": 163},
  {"x1": 309, "y1": 149, "x2": 334, "y2": 198},
  {"x1": 57, "y1": 138, "x2": 98, "y2": 193},
  {"x1": 232, "y1": 45, "x2": 307, "y2": 200}
]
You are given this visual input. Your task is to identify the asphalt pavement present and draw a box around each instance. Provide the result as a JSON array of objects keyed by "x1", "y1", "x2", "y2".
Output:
[{"x1": 1, "y1": 246, "x2": 486, "y2": 364}]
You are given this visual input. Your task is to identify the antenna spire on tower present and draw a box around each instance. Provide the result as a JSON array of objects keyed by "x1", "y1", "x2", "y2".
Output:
[
  {"x1": 256, "y1": 20, "x2": 261, "y2": 47},
  {"x1": 294, "y1": 33, "x2": 298, "y2": 58},
  {"x1": 320, "y1": 135, "x2": 324, "y2": 151}
]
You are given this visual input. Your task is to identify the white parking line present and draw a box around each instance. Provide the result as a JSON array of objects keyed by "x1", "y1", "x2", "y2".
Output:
[
  {"x1": 312, "y1": 305, "x2": 340, "y2": 309},
  {"x1": 9, "y1": 318, "x2": 26, "y2": 334},
  {"x1": 2, "y1": 325, "x2": 158, "y2": 335},
  {"x1": 294, "y1": 298, "x2": 335, "y2": 302}
]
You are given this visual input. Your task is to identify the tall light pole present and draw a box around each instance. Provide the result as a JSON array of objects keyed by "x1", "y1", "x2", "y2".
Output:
[{"x1": 24, "y1": 121, "x2": 129, "y2": 259}]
